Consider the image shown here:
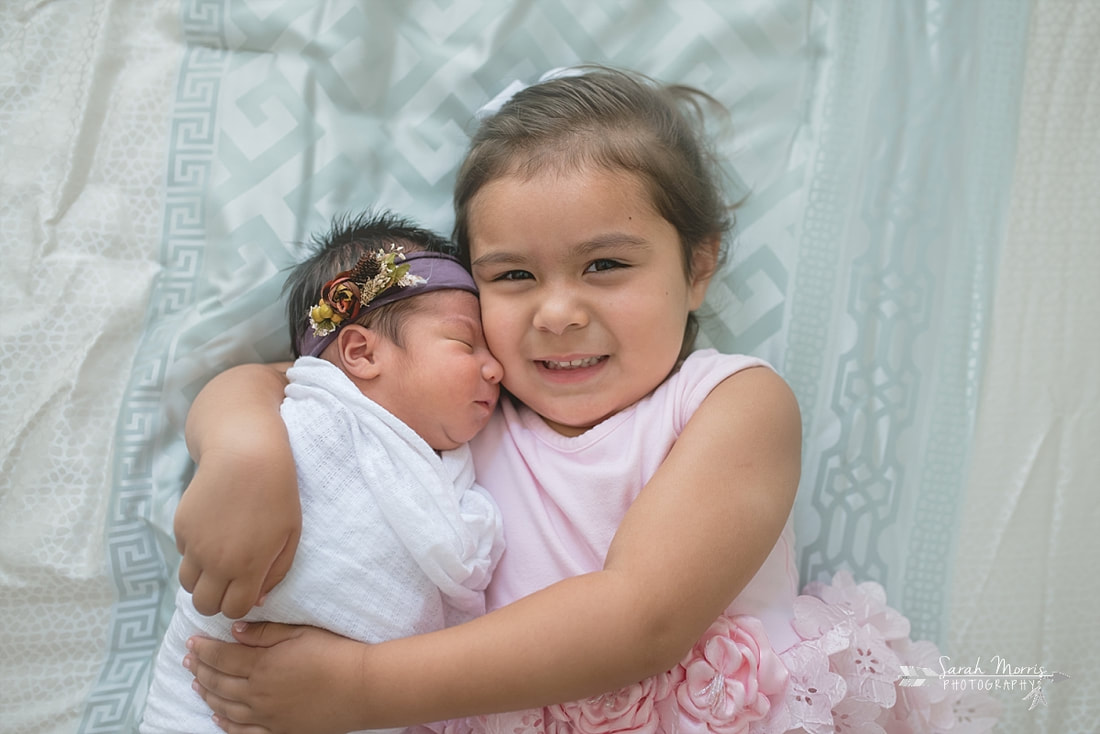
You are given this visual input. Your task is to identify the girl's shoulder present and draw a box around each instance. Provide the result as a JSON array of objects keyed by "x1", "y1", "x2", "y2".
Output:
[
  {"x1": 673, "y1": 348, "x2": 775, "y2": 388},
  {"x1": 656, "y1": 349, "x2": 778, "y2": 433}
]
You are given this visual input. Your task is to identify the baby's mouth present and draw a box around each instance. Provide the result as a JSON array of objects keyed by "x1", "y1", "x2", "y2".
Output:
[{"x1": 540, "y1": 356, "x2": 605, "y2": 370}]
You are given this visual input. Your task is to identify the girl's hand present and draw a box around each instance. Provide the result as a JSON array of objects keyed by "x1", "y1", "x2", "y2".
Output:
[
  {"x1": 176, "y1": 362, "x2": 300, "y2": 618},
  {"x1": 175, "y1": 447, "x2": 300, "y2": 618},
  {"x1": 186, "y1": 622, "x2": 367, "y2": 734}
]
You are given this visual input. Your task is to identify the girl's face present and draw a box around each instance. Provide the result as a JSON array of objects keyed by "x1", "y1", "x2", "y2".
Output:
[{"x1": 468, "y1": 166, "x2": 713, "y2": 436}]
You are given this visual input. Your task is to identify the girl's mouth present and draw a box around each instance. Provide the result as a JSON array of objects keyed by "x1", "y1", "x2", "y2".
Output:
[{"x1": 540, "y1": 356, "x2": 605, "y2": 370}]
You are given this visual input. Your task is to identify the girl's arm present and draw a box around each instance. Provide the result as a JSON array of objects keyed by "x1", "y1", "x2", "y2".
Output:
[
  {"x1": 188, "y1": 366, "x2": 801, "y2": 733},
  {"x1": 175, "y1": 362, "x2": 301, "y2": 619}
]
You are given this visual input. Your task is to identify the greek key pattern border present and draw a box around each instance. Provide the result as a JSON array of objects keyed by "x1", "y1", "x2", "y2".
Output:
[{"x1": 82, "y1": 2, "x2": 228, "y2": 731}]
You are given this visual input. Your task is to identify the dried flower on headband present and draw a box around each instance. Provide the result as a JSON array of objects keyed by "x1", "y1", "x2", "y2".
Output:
[{"x1": 307, "y1": 247, "x2": 426, "y2": 337}]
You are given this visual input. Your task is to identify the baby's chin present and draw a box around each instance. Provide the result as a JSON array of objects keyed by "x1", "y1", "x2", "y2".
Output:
[{"x1": 433, "y1": 419, "x2": 493, "y2": 451}]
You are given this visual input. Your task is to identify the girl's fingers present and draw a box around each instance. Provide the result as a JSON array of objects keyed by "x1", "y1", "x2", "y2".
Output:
[
  {"x1": 220, "y1": 578, "x2": 263, "y2": 621},
  {"x1": 212, "y1": 716, "x2": 272, "y2": 734},
  {"x1": 185, "y1": 625, "x2": 317, "y2": 734},
  {"x1": 190, "y1": 573, "x2": 232, "y2": 617},
  {"x1": 261, "y1": 537, "x2": 298, "y2": 597},
  {"x1": 230, "y1": 620, "x2": 301, "y2": 647},
  {"x1": 191, "y1": 662, "x2": 250, "y2": 705},
  {"x1": 193, "y1": 685, "x2": 270, "y2": 734},
  {"x1": 177, "y1": 556, "x2": 201, "y2": 593},
  {"x1": 188, "y1": 638, "x2": 257, "y2": 692}
]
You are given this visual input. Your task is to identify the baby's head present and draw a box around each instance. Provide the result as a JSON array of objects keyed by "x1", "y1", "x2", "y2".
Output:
[{"x1": 286, "y1": 211, "x2": 502, "y2": 450}]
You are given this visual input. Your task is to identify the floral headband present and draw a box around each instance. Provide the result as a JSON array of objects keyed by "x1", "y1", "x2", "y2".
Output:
[{"x1": 297, "y1": 249, "x2": 478, "y2": 358}]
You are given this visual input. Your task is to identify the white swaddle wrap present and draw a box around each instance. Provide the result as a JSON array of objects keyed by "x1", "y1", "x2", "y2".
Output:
[{"x1": 142, "y1": 357, "x2": 504, "y2": 734}]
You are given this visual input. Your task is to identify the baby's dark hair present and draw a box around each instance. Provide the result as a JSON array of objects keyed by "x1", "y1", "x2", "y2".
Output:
[
  {"x1": 453, "y1": 65, "x2": 735, "y2": 353},
  {"x1": 285, "y1": 210, "x2": 454, "y2": 357}
]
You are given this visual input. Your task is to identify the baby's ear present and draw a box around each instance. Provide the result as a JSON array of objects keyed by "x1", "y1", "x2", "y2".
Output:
[{"x1": 337, "y1": 325, "x2": 384, "y2": 380}]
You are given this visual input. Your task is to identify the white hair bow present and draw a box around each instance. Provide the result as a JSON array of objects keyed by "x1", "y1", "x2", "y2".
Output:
[{"x1": 474, "y1": 66, "x2": 588, "y2": 120}]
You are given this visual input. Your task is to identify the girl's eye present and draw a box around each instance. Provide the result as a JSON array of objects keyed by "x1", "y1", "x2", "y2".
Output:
[
  {"x1": 585, "y1": 259, "x2": 626, "y2": 273},
  {"x1": 493, "y1": 269, "x2": 533, "y2": 281}
]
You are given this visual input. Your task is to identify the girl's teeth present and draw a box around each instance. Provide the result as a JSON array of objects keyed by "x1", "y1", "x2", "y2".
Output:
[{"x1": 544, "y1": 357, "x2": 600, "y2": 370}]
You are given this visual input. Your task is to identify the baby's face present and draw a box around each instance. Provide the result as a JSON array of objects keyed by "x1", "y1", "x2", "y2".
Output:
[{"x1": 383, "y1": 290, "x2": 502, "y2": 451}]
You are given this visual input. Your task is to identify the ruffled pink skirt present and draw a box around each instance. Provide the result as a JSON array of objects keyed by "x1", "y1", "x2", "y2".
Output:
[{"x1": 449, "y1": 572, "x2": 1000, "y2": 734}]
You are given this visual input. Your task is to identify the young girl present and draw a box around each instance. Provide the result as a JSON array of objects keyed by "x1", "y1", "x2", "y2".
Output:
[{"x1": 177, "y1": 67, "x2": 996, "y2": 734}]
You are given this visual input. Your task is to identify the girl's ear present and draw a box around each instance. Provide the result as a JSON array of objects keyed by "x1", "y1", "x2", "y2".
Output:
[
  {"x1": 688, "y1": 235, "x2": 721, "y2": 309},
  {"x1": 336, "y1": 325, "x2": 384, "y2": 380}
]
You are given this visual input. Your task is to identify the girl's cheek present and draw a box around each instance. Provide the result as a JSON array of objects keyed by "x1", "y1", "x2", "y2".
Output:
[
  {"x1": 484, "y1": 328, "x2": 519, "y2": 366},
  {"x1": 478, "y1": 297, "x2": 515, "y2": 346}
]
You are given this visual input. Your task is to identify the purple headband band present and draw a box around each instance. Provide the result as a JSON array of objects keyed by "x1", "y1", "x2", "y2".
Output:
[{"x1": 297, "y1": 251, "x2": 477, "y2": 358}]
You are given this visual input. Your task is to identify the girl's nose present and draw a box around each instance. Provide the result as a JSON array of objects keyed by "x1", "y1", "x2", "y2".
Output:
[
  {"x1": 532, "y1": 285, "x2": 588, "y2": 335},
  {"x1": 482, "y1": 353, "x2": 504, "y2": 384}
]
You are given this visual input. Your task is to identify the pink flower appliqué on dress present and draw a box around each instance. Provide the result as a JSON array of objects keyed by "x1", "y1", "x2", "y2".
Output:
[
  {"x1": 830, "y1": 698, "x2": 888, "y2": 734},
  {"x1": 880, "y1": 638, "x2": 954, "y2": 733},
  {"x1": 790, "y1": 571, "x2": 1000, "y2": 734},
  {"x1": 800, "y1": 571, "x2": 910, "y2": 643},
  {"x1": 492, "y1": 614, "x2": 789, "y2": 734},
  {"x1": 463, "y1": 710, "x2": 561, "y2": 734},
  {"x1": 774, "y1": 639, "x2": 847, "y2": 734},
  {"x1": 662, "y1": 614, "x2": 789, "y2": 734},
  {"x1": 546, "y1": 670, "x2": 674, "y2": 734},
  {"x1": 792, "y1": 573, "x2": 902, "y2": 709}
]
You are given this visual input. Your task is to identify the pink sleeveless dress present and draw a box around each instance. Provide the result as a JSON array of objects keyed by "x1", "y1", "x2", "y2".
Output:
[{"x1": 449, "y1": 350, "x2": 998, "y2": 734}]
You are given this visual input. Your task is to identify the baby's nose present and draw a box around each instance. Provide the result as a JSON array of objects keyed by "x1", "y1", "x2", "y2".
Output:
[{"x1": 482, "y1": 354, "x2": 504, "y2": 384}]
